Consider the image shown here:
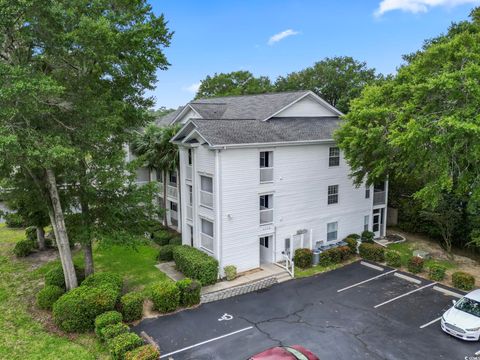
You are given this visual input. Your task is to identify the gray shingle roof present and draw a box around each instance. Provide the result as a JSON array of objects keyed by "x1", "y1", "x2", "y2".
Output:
[{"x1": 155, "y1": 106, "x2": 184, "y2": 127}]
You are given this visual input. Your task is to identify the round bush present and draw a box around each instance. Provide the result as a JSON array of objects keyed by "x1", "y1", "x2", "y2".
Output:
[
  {"x1": 346, "y1": 233, "x2": 361, "y2": 240},
  {"x1": 452, "y1": 271, "x2": 475, "y2": 291},
  {"x1": 109, "y1": 332, "x2": 144, "y2": 360},
  {"x1": 361, "y1": 230, "x2": 375, "y2": 243},
  {"x1": 176, "y1": 278, "x2": 201, "y2": 307},
  {"x1": 385, "y1": 250, "x2": 402, "y2": 267},
  {"x1": 5, "y1": 213, "x2": 24, "y2": 228},
  {"x1": 172, "y1": 245, "x2": 219, "y2": 285},
  {"x1": 82, "y1": 272, "x2": 123, "y2": 294},
  {"x1": 100, "y1": 322, "x2": 130, "y2": 342},
  {"x1": 45, "y1": 264, "x2": 85, "y2": 289},
  {"x1": 157, "y1": 244, "x2": 177, "y2": 262},
  {"x1": 152, "y1": 231, "x2": 173, "y2": 246},
  {"x1": 407, "y1": 256, "x2": 424, "y2": 274},
  {"x1": 95, "y1": 311, "x2": 123, "y2": 337},
  {"x1": 223, "y1": 265, "x2": 237, "y2": 281},
  {"x1": 428, "y1": 264, "x2": 447, "y2": 281},
  {"x1": 36, "y1": 285, "x2": 64, "y2": 310},
  {"x1": 13, "y1": 239, "x2": 34, "y2": 257},
  {"x1": 293, "y1": 248, "x2": 313, "y2": 269},
  {"x1": 121, "y1": 292, "x2": 144, "y2": 322},
  {"x1": 53, "y1": 285, "x2": 118, "y2": 333},
  {"x1": 125, "y1": 344, "x2": 160, "y2": 360},
  {"x1": 344, "y1": 238, "x2": 358, "y2": 254},
  {"x1": 149, "y1": 282, "x2": 180, "y2": 313},
  {"x1": 359, "y1": 243, "x2": 385, "y2": 262}
]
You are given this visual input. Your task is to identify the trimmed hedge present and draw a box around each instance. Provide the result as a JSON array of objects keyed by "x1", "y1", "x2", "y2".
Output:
[
  {"x1": 346, "y1": 233, "x2": 361, "y2": 240},
  {"x1": 108, "y1": 332, "x2": 144, "y2": 360},
  {"x1": 452, "y1": 271, "x2": 475, "y2": 291},
  {"x1": 223, "y1": 265, "x2": 237, "y2": 281},
  {"x1": 176, "y1": 278, "x2": 201, "y2": 307},
  {"x1": 100, "y1": 323, "x2": 130, "y2": 342},
  {"x1": 359, "y1": 243, "x2": 385, "y2": 262},
  {"x1": 173, "y1": 245, "x2": 218, "y2": 285},
  {"x1": 36, "y1": 285, "x2": 64, "y2": 310},
  {"x1": 45, "y1": 264, "x2": 85, "y2": 290},
  {"x1": 150, "y1": 282, "x2": 180, "y2": 313},
  {"x1": 344, "y1": 238, "x2": 358, "y2": 254},
  {"x1": 157, "y1": 244, "x2": 177, "y2": 262},
  {"x1": 428, "y1": 264, "x2": 447, "y2": 281},
  {"x1": 82, "y1": 272, "x2": 123, "y2": 295},
  {"x1": 361, "y1": 230, "x2": 375, "y2": 243},
  {"x1": 53, "y1": 284, "x2": 119, "y2": 332},
  {"x1": 125, "y1": 344, "x2": 160, "y2": 360},
  {"x1": 169, "y1": 236, "x2": 182, "y2": 246},
  {"x1": 95, "y1": 311, "x2": 123, "y2": 337},
  {"x1": 319, "y1": 246, "x2": 352, "y2": 266},
  {"x1": 407, "y1": 256, "x2": 424, "y2": 274},
  {"x1": 152, "y1": 231, "x2": 173, "y2": 246},
  {"x1": 121, "y1": 292, "x2": 144, "y2": 322},
  {"x1": 385, "y1": 250, "x2": 402, "y2": 267},
  {"x1": 294, "y1": 248, "x2": 313, "y2": 269},
  {"x1": 13, "y1": 239, "x2": 34, "y2": 257}
]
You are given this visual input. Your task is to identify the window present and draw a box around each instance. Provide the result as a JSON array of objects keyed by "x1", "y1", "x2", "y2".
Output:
[
  {"x1": 259, "y1": 194, "x2": 273, "y2": 224},
  {"x1": 169, "y1": 171, "x2": 177, "y2": 185},
  {"x1": 260, "y1": 236, "x2": 270, "y2": 248},
  {"x1": 328, "y1": 185, "x2": 339, "y2": 205},
  {"x1": 260, "y1": 151, "x2": 274, "y2": 183},
  {"x1": 364, "y1": 215, "x2": 369, "y2": 231},
  {"x1": 188, "y1": 149, "x2": 192, "y2": 166},
  {"x1": 187, "y1": 185, "x2": 193, "y2": 205},
  {"x1": 156, "y1": 170, "x2": 163, "y2": 183},
  {"x1": 327, "y1": 222, "x2": 338, "y2": 242},
  {"x1": 200, "y1": 176, "x2": 213, "y2": 193},
  {"x1": 365, "y1": 185, "x2": 370, "y2": 199},
  {"x1": 170, "y1": 202, "x2": 177, "y2": 212},
  {"x1": 200, "y1": 175, "x2": 213, "y2": 208},
  {"x1": 136, "y1": 167, "x2": 150, "y2": 183},
  {"x1": 329, "y1": 147, "x2": 340, "y2": 167},
  {"x1": 158, "y1": 196, "x2": 164, "y2": 209},
  {"x1": 200, "y1": 218, "x2": 214, "y2": 252}
]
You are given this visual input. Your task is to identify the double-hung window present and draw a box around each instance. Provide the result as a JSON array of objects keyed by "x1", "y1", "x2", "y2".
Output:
[
  {"x1": 200, "y1": 175, "x2": 213, "y2": 208},
  {"x1": 259, "y1": 194, "x2": 273, "y2": 225},
  {"x1": 200, "y1": 218, "x2": 214, "y2": 252},
  {"x1": 329, "y1": 147, "x2": 340, "y2": 167},
  {"x1": 365, "y1": 185, "x2": 370, "y2": 199},
  {"x1": 260, "y1": 151, "x2": 273, "y2": 183},
  {"x1": 328, "y1": 185, "x2": 339, "y2": 205},
  {"x1": 364, "y1": 215, "x2": 369, "y2": 231},
  {"x1": 327, "y1": 222, "x2": 338, "y2": 242}
]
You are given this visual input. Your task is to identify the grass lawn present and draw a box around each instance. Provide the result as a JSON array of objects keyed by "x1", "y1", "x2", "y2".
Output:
[
  {"x1": 387, "y1": 241, "x2": 457, "y2": 269},
  {"x1": 295, "y1": 263, "x2": 345, "y2": 278}
]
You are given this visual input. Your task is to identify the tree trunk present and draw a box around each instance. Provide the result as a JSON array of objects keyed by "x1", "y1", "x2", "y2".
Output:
[
  {"x1": 45, "y1": 168, "x2": 78, "y2": 290},
  {"x1": 36, "y1": 227, "x2": 46, "y2": 251},
  {"x1": 163, "y1": 171, "x2": 169, "y2": 229},
  {"x1": 83, "y1": 240, "x2": 94, "y2": 277},
  {"x1": 79, "y1": 179, "x2": 94, "y2": 277}
]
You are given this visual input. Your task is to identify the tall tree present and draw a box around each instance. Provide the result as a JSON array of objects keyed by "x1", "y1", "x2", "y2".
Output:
[
  {"x1": 274, "y1": 56, "x2": 379, "y2": 113},
  {"x1": 195, "y1": 71, "x2": 273, "y2": 99},
  {"x1": 335, "y1": 8, "x2": 480, "y2": 251}
]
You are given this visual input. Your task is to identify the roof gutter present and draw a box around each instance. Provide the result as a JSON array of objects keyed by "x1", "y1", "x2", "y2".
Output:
[{"x1": 208, "y1": 138, "x2": 336, "y2": 149}]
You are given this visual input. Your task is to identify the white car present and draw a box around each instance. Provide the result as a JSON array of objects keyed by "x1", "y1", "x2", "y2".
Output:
[{"x1": 441, "y1": 289, "x2": 480, "y2": 341}]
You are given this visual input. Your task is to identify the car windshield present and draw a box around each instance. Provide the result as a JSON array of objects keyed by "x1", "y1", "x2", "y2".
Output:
[{"x1": 455, "y1": 297, "x2": 480, "y2": 318}]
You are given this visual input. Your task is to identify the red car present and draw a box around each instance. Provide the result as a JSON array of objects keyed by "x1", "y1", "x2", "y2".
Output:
[{"x1": 249, "y1": 345, "x2": 319, "y2": 360}]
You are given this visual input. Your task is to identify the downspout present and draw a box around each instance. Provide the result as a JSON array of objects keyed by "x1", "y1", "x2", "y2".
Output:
[{"x1": 215, "y1": 149, "x2": 223, "y2": 276}]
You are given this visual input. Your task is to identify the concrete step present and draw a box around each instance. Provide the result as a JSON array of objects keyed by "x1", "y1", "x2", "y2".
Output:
[{"x1": 276, "y1": 272, "x2": 293, "y2": 283}]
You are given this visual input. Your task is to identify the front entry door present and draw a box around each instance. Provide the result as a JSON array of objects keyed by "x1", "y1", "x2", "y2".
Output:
[
  {"x1": 373, "y1": 209, "x2": 380, "y2": 238},
  {"x1": 259, "y1": 235, "x2": 272, "y2": 264}
]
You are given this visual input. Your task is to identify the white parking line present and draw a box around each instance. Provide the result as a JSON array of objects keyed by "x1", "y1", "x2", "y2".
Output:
[
  {"x1": 159, "y1": 326, "x2": 254, "y2": 358},
  {"x1": 337, "y1": 269, "x2": 397, "y2": 293},
  {"x1": 374, "y1": 282, "x2": 437, "y2": 308},
  {"x1": 419, "y1": 316, "x2": 442, "y2": 329}
]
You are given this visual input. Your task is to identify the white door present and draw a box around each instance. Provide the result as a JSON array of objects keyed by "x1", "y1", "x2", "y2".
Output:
[
  {"x1": 372, "y1": 209, "x2": 380, "y2": 238},
  {"x1": 259, "y1": 235, "x2": 272, "y2": 264}
]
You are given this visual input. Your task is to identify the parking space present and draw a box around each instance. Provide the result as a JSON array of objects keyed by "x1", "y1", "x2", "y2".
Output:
[{"x1": 132, "y1": 261, "x2": 478, "y2": 359}]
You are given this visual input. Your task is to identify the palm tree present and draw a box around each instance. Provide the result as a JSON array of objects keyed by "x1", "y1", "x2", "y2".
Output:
[{"x1": 132, "y1": 123, "x2": 180, "y2": 229}]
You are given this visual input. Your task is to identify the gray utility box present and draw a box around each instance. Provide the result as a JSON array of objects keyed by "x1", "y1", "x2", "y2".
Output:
[{"x1": 312, "y1": 250, "x2": 321, "y2": 266}]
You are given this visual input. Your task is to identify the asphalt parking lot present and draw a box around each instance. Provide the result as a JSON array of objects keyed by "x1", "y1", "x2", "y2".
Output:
[{"x1": 133, "y1": 261, "x2": 479, "y2": 360}]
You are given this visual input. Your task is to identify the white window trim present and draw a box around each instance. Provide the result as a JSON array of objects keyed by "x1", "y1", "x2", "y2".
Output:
[
  {"x1": 327, "y1": 221, "x2": 338, "y2": 242},
  {"x1": 327, "y1": 184, "x2": 339, "y2": 205},
  {"x1": 259, "y1": 194, "x2": 274, "y2": 225}
]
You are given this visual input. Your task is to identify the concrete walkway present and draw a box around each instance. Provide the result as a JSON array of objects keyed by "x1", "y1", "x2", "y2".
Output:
[{"x1": 155, "y1": 262, "x2": 185, "y2": 282}]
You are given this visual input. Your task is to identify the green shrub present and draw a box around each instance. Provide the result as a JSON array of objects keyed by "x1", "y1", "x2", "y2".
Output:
[
  {"x1": 346, "y1": 233, "x2": 361, "y2": 240},
  {"x1": 176, "y1": 278, "x2": 201, "y2": 307},
  {"x1": 149, "y1": 281, "x2": 180, "y2": 313},
  {"x1": 359, "y1": 243, "x2": 385, "y2": 262},
  {"x1": 361, "y1": 230, "x2": 375, "y2": 243},
  {"x1": 157, "y1": 244, "x2": 177, "y2": 262},
  {"x1": 223, "y1": 265, "x2": 237, "y2": 281},
  {"x1": 152, "y1": 230, "x2": 173, "y2": 246},
  {"x1": 36, "y1": 285, "x2": 64, "y2": 310},
  {"x1": 25, "y1": 226, "x2": 37, "y2": 242},
  {"x1": 95, "y1": 311, "x2": 123, "y2": 337},
  {"x1": 344, "y1": 238, "x2": 358, "y2": 254},
  {"x1": 82, "y1": 272, "x2": 123, "y2": 295},
  {"x1": 293, "y1": 248, "x2": 313, "y2": 269},
  {"x1": 125, "y1": 344, "x2": 160, "y2": 360},
  {"x1": 452, "y1": 271, "x2": 475, "y2": 291},
  {"x1": 45, "y1": 264, "x2": 85, "y2": 290},
  {"x1": 53, "y1": 285, "x2": 118, "y2": 332},
  {"x1": 169, "y1": 236, "x2": 182, "y2": 246},
  {"x1": 100, "y1": 322, "x2": 130, "y2": 342},
  {"x1": 13, "y1": 239, "x2": 34, "y2": 257},
  {"x1": 337, "y1": 246, "x2": 352, "y2": 261},
  {"x1": 173, "y1": 245, "x2": 219, "y2": 285},
  {"x1": 121, "y1": 292, "x2": 144, "y2": 322},
  {"x1": 385, "y1": 250, "x2": 402, "y2": 267},
  {"x1": 407, "y1": 256, "x2": 424, "y2": 274},
  {"x1": 109, "y1": 332, "x2": 144, "y2": 360},
  {"x1": 428, "y1": 264, "x2": 447, "y2": 281},
  {"x1": 5, "y1": 213, "x2": 24, "y2": 228}
]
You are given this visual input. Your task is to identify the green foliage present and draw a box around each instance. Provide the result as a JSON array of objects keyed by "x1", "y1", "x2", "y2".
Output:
[
  {"x1": 361, "y1": 231, "x2": 375, "y2": 243},
  {"x1": 344, "y1": 238, "x2": 358, "y2": 254},
  {"x1": 25, "y1": 226, "x2": 37, "y2": 242},
  {"x1": 125, "y1": 344, "x2": 160, "y2": 360},
  {"x1": 176, "y1": 278, "x2": 201, "y2": 307},
  {"x1": 149, "y1": 282, "x2": 180, "y2": 313},
  {"x1": 169, "y1": 236, "x2": 182, "y2": 246},
  {"x1": 223, "y1": 265, "x2": 237, "y2": 281},
  {"x1": 13, "y1": 239, "x2": 34, "y2": 257},
  {"x1": 157, "y1": 244, "x2": 177, "y2": 262},
  {"x1": 428, "y1": 264, "x2": 447, "y2": 281},
  {"x1": 100, "y1": 323, "x2": 130, "y2": 342},
  {"x1": 172, "y1": 245, "x2": 219, "y2": 285},
  {"x1": 121, "y1": 292, "x2": 144, "y2": 322},
  {"x1": 5, "y1": 213, "x2": 24, "y2": 228},
  {"x1": 346, "y1": 233, "x2": 361, "y2": 240},
  {"x1": 36, "y1": 285, "x2": 64, "y2": 310},
  {"x1": 82, "y1": 272, "x2": 123, "y2": 295},
  {"x1": 108, "y1": 332, "x2": 144, "y2": 360},
  {"x1": 407, "y1": 256, "x2": 424, "y2": 273},
  {"x1": 319, "y1": 246, "x2": 352, "y2": 266},
  {"x1": 293, "y1": 248, "x2": 313, "y2": 269},
  {"x1": 95, "y1": 311, "x2": 123, "y2": 337},
  {"x1": 385, "y1": 250, "x2": 402, "y2": 267},
  {"x1": 152, "y1": 230, "x2": 174, "y2": 246},
  {"x1": 452, "y1": 271, "x2": 475, "y2": 291},
  {"x1": 359, "y1": 243, "x2": 385, "y2": 262},
  {"x1": 45, "y1": 264, "x2": 85, "y2": 290}
]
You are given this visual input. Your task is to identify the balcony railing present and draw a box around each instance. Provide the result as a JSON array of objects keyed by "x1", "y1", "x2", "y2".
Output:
[
  {"x1": 185, "y1": 166, "x2": 192, "y2": 181},
  {"x1": 186, "y1": 205, "x2": 193, "y2": 221},
  {"x1": 260, "y1": 167, "x2": 274, "y2": 183},
  {"x1": 373, "y1": 191, "x2": 386, "y2": 205},
  {"x1": 167, "y1": 185, "x2": 178, "y2": 199},
  {"x1": 200, "y1": 233, "x2": 214, "y2": 253},
  {"x1": 200, "y1": 190, "x2": 213, "y2": 209},
  {"x1": 260, "y1": 208, "x2": 273, "y2": 225}
]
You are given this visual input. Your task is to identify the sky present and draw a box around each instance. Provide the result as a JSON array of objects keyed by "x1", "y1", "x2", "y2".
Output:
[{"x1": 147, "y1": 0, "x2": 479, "y2": 109}]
